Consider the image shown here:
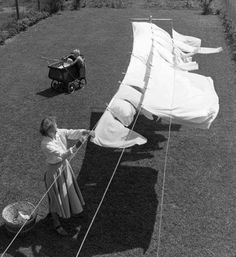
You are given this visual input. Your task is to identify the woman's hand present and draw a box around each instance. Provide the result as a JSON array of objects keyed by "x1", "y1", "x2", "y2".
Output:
[
  {"x1": 81, "y1": 130, "x2": 95, "y2": 138},
  {"x1": 89, "y1": 131, "x2": 95, "y2": 138},
  {"x1": 75, "y1": 141, "x2": 81, "y2": 149}
]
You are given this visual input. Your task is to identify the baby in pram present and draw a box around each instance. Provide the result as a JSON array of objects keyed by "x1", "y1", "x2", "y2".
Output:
[{"x1": 63, "y1": 49, "x2": 86, "y2": 78}]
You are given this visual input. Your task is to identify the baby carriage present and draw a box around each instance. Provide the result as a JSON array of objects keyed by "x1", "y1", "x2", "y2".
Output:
[{"x1": 48, "y1": 53, "x2": 87, "y2": 93}]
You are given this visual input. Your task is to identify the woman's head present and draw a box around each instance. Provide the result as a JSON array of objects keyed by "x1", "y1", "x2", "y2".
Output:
[
  {"x1": 71, "y1": 49, "x2": 80, "y2": 57},
  {"x1": 40, "y1": 116, "x2": 57, "y2": 137}
]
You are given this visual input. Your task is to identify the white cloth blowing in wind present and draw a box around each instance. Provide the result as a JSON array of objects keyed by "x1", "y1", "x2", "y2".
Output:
[
  {"x1": 91, "y1": 110, "x2": 147, "y2": 148},
  {"x1": 91, "y1": 21, "x2": 220, "y2": 148},
  {"x1": 123, "y1": 22, "x2": 219, "y2": 128}
]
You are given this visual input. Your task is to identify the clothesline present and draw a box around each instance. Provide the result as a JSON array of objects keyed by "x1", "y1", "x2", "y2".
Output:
[
  {"x1": 156, "y1": 20, "x2": 176, "y2": 257},
  {"x1": 0, "y1": 125, "x2": 96, "y2": 257},
  {"x1": 1, "y1": 17, "x2": 222, "y2": 257},
  {"x1": 75, "y1": 21, "x2": 157, "y2": 257},
  {"x1": 0, "y1": 35, "x2": 133, "y2": 257},
  {"x1": 75, "y1": 104, "x2": 146, "y2": 257}
]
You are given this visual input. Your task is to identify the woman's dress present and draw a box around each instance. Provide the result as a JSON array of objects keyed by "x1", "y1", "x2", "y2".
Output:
[{"x1": 41, "y1": 128, "x2": 85, "y2": 218}]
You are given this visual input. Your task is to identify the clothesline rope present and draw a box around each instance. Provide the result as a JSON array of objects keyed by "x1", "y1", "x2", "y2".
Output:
[
  {"x1": 156, "y1": 119, "x2": 173, "y2": 257},
  {"x1": 74, "y1": 81, "x2": 151, "y2": 257},
  {"x1": 1, "y1": 49, "x2": 132, "y2": 256},
  {"x1": 0, "y1": 124, "x2": 97, "y2": 257},
  {"x1": 156, "y1": 19, "x2": 175, "y2": 257},
  {"x1": 1, "y1": 30, "x2": 134, "y2": 255},
  {"x1": 1, "y1": 18, "x2": 175, "y2": 257},
  {"x1": 74, "y1": 22, "x2": 155, "y2": 257}
]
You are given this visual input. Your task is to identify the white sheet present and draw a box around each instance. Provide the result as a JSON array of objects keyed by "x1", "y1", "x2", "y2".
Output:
[
  {"x1": 122, "y1": 22, "x2": 219, "y2": 129},
  {"x1": 91, "y1": 21, "x2": 220, "y2": 149},
  {"x1": 172, "y1": 29, "x2": 223, "y2": 54},
  {"x1": 91, "y1": 110, "x2": 147, "y2": 148}
]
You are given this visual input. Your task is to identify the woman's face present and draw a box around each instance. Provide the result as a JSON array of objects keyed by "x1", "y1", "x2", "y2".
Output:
[{"x1": 47, "y1": 123, "x2": 57, "y2": 138}]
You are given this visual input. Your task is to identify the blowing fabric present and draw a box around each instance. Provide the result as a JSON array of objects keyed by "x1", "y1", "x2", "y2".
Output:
[
  {"x1": 114, "y1": 84, "x2": 154, "y2": 120},
  {"x1": 172, "y1": 29, "x2": 201, "y2": 47},
  {"x1": 172, "y1": 29, "x2": 223, "y2": 55},
  {"x1": 91, "y1": 21, "x2": 220, "y2": 149},
  {"x1": 91, "y1": 110, "x2": 147, "y2": 148},
  {"x1": 197, "y1": 47, "x2": 223, "y2": 54},
  {"x1": 109, "y1": 98, "x2": 136, "y2": 127},
  {"x1": 142, "y1": 57, "x2": 219, "y2": 128},
  {"x1": 121, "y1": 22, "x2": 219, "y2": 129},
  {"x1": 134, "y1": 22, "x2": 199, "y2": 71}
]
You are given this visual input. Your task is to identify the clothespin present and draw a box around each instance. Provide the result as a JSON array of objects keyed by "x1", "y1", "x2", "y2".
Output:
[{"x1": 149, "y1": 15, "x2": 153, "y2": 23}]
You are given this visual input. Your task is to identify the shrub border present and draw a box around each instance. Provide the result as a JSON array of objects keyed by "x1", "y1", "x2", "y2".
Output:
[
  {"x1": 0, "y1": 10, "x2": 50, "y2": 45},
  {"x1": 217, "y1": 3, "x2": 236, "y2": 60}
]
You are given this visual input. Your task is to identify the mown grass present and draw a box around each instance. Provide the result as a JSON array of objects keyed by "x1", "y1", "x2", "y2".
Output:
[
  {"x1": 0, "y1": 4, "x2": 235, "y2": 257},
  {"x1": 0, "y1": 12, "x2": 11, "y2": 28}
]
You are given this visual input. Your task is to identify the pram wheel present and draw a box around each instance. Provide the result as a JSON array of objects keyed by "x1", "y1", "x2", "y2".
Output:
[
  {"x1": 79, "y1": 78, "x2": 87, "y2": 89},
  {"x1": 51, "y1": 80, "x2": 59, "y2": 91},
  {"x1": 67, "y1": 82, "x2": 75, "y2": 94},
  {"x1": 74, "y1": 79, "x2": 81, "y2": 90}
]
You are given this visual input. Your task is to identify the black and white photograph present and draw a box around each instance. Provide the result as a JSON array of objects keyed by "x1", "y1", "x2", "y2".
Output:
[{"x1": 0, "y1": 0, "x2": 235, "y2": 256}]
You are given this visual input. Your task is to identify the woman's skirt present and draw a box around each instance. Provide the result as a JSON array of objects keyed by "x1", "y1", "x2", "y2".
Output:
[{"x1": 44, "y1": 159, "x2": 85, "y2": 219}]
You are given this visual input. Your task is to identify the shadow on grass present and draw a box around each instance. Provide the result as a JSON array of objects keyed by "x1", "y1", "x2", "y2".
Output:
[
  {"x1": 72, "y1": 111, "x2": 181, "y2": 256},
  {"x1": 36, "y1": 87, "x2": 64, "y2": 98},
  {"x1": 36, "y1": 85, "x2": 84, "y2": 98},
  {"x1": 0, "y1": 215, "x2": 86, "y2": 257},
  {"x1": 77, "y1": 158, "x2": 159, "y2": 256},
  {"x1": 0, "y1": 111, "x2": 181, "y2": 257}
]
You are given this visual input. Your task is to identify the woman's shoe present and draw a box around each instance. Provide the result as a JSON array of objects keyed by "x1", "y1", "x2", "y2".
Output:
[
  {"x1": 55, "y1": 225, "x2": 69, "y2": 236},
  {"x1": 72, "y1": 225, "x2": 82, "y2": 240}
]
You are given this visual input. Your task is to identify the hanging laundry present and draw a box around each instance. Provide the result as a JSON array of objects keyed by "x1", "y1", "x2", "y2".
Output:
[
  {"x1": 123, "y1": 22, "x2": 219, "y2": 129},
  {"x1": 91, "y1": 20, "x2": 220, "y2": 149},
  {"x1": 114, "y1": 84, "x2": 154, "y2": 121},
  {"x1": 172, "y1": 29, "x2": 223, "y2": 54},
  {"x1": 91, "y1": 110, "x2": 147, "y2": 148},
  {"x1": 134, "y1": 22, "x2": 199, "y2": 71},
  {"x1": 108, "y1": 98, "x2": 136, "y2": 127},
  {"x1": 142, "y1": 55, "x2": 219, "y2": 128},
  {"x1": 172, "y1": 29, "x2": 201, "y2": 47}
]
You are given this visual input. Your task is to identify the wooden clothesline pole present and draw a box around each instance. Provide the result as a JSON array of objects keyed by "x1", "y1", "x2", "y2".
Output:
[
  {"x1": 129, "y1": 16, "x2": 173, "y2": 36},
  {"x1": 129, "y1": 17, "x2": 172, "y2": 21},
  {"x1": 128, "y1": 16, "x2": 174, "y2": 257}
]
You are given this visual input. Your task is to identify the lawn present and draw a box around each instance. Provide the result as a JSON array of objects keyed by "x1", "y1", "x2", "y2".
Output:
[
  {"x1": 0, "y1": 13, "x2": 11, "y2": 28},
  {"x1": 0, "y1": 3, "x2": 236, "y2": 257}
]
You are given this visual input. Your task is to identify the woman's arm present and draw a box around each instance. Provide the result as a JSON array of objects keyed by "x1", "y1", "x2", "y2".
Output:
[
  {"x1": 41, "y1": 141, "x2": 76, "y2": 163},
  {"x1": 64, "y1": 129, "x2": 95, "y2": 142}
]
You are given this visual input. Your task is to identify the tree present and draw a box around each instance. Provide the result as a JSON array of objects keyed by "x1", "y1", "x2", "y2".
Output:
[
  {"x1": 15, "y1": 0, "x2": 20, "y2": 19},
  {"x1": 73, "y1": 0, "x2": 81, "y2": 10},
  {"x1": 201, "y1": 0, "x2": 213, "y2": 15},
  {"x1": 37, "y1": 0, "x2": 41, "y2": 11}
]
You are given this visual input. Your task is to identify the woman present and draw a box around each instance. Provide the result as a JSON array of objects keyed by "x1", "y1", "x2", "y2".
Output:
[{"x1": 40, "y1": 116, "x2": 94, "y2": 236}]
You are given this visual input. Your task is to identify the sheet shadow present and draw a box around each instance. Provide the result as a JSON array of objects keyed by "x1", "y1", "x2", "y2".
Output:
[
  {"x1": 76, "y1": 145, "x2": 159, "y2": 256},
  {"x1": 0, "y1": 162, "x2": 158, "y2": 257},
  {"x1": 0, "y1": 110, "x2": 177, "y2": 257},
  {"x1": 133, "y1": 114, "x2": 182, "y2": 134},
  {"x1": 71, "y1": 110, "x2": 161, "y2": 256}
]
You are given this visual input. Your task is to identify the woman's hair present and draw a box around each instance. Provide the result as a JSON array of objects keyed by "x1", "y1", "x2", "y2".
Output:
[
  {"x1": 40, "y1": 116, "x2": 57, "y2": 136},
  {"x1": 71, "y1": 49, "x2": 80, "y2": 57}
]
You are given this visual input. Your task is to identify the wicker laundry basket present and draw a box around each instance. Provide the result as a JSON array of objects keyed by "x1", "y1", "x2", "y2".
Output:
[{"x1": 2, "y1": 201, "x2": 37, "y2": 235}]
